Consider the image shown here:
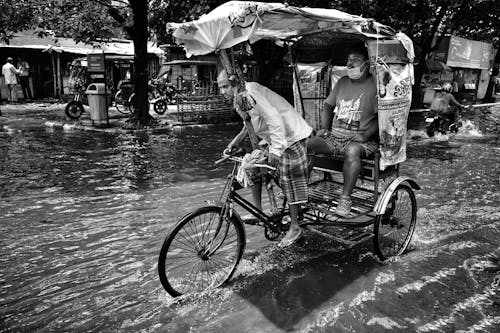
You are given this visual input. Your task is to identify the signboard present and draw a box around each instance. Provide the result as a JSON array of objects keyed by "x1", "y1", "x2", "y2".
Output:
[
  {"x1": 87, "y1": 53, "x2": 106, "y2": 73},
  {"x1": 446, "y1": 36, "x2": 493, "y2": 69}
]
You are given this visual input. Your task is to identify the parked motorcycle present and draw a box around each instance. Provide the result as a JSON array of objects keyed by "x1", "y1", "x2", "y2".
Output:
[
  {"x1": 65, "y1": 83, "x2": 88, "y2": 119},
  {"x1": 152, "y1": 83, "x2": 182, "y2": 115}
]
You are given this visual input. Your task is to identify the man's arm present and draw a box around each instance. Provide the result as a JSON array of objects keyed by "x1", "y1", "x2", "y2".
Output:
[
  {"x1": 448, "y1": 94, "x2": 464, "y2": 108},
  {"x1": 357, "y1": 120, "x2": 378, "y2": 142},
  {"x1": 320, "y1": 102, "x2": 335, "y2": 131},
  {"x1": 225, "y1": 126, "x2": 248, "y2": 153},
  {"x1": 10, "y1": 65, "x2": 20, "y2": 75}
]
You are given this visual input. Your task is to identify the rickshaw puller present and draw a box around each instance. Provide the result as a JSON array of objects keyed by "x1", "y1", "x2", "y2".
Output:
[
  {"x1": 307, "y1": 43, "x2": 379, "y2": 217},
  {"x1": 219, "y1": 70, "x2": 313, "y2": 247}
]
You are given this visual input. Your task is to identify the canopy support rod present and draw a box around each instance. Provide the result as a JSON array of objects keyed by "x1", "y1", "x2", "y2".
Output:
[{"x1": 289, "y1": 43, "x2": 306, "y2": 119}]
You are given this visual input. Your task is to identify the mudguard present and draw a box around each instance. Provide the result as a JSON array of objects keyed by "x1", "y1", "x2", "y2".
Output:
[{"x1": 374, "y1": 176, "x2": 420, "y2": 215}]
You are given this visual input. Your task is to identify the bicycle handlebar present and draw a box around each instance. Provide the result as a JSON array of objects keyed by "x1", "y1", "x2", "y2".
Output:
[{"x1": 215, "y1": 152, "x2": 276, "y2": 171}]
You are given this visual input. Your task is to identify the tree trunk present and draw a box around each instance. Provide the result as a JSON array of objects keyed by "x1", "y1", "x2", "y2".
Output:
[{"x1": 128, "y1": 0, "x2": 155, "y2": 128}]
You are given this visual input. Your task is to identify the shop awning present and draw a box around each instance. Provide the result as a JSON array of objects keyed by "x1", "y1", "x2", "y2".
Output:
[{"x1": 426, "y1": 59, "x2": 451, "y2": 72}]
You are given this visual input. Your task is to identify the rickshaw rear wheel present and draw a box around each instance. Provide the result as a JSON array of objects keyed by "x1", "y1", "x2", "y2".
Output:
[
  {"x1": 158, "y1": 206, "x2": 245, "y2": 297},
  {"x1": 373, "y1": 184, "x2": 417, "y2": 261},
  {"x1": 65, "y1": 100, "x2": 84, "y2": 119}
]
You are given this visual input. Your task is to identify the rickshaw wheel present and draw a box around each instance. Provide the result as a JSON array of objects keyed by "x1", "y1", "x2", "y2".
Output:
[
  {"x1": 65, "y1": 101, "x2": 84, "y2": 119},
  {"x1": 154, "y1": 99, "x2": 169, "y2": 114},
  {"x1": 158, "y1": 206, "x2": 245, "y2": 297},
  {"x1": 373, "y1": 184, "x2": 417, "y2": 261}
]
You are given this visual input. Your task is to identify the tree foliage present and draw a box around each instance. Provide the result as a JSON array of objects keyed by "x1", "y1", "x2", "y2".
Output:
[{"x1": 2, "y1": 0, "x2": 499, "y2": 111}]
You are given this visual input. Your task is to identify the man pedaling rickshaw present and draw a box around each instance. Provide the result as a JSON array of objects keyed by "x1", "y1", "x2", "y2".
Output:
[
  {"x1": 219, "y1": 69, "x2": 313, "y2": 247},
  {"x1": 307, "y1": 42, "x2": 379, "y2": 218}
]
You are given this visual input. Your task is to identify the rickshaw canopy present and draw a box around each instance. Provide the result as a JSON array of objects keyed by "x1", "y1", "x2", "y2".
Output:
[
  {"x1": 168, "y1": 1, "x2": 410, "y2": 59},
  {"x1": 168, "y1": 1, "x2": 415, "y2": 169}
]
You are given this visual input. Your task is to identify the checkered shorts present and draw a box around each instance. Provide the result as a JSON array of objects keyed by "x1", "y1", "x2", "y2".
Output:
[
  {"x1": 276, "y1": 140, "x2": 309, "y2": 205},
  {"x1": 324, "y1": 128, "x2": 378, "y2": 157}
]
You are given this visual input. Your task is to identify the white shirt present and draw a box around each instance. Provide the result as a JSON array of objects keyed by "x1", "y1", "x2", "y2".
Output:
[
  {"x1": 2, "y1": 63, "x2": 19, "y2": 85},
  {"x1": 245, "y1": 82, "x2": 313, "y2": 157}
]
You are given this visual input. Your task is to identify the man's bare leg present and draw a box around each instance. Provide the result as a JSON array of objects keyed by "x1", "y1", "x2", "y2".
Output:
[
  {"x1": 336, "y1": 143, "x2": 365, "y2": 217},
  {"x1": 306, "y1": 136, "x2": 331, "y2": 155},
  {"x1": 342, "y1": 143, "x2": 364, "y2": 196},
  {"x1": 280, "y1": 203, "x2": 302, "y2": 246},
  {"x1": 250, "y1": 183, "x2": 262, "y2": 210}
]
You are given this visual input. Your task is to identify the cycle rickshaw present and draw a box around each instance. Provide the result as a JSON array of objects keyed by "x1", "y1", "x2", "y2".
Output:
[{"x1": 158, "y1": 1, "x2": 419, "y2": 297}]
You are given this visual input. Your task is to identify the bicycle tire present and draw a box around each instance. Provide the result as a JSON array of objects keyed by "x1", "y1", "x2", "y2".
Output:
[
  {"x1": 158, "y1": 206, "x2": 245, "y2": 297},
  {"x1": 128, "y1": 93, "x2": 136, "y2": 113},
  {"x1": 114, "y1": 91, "x2": 130, "y2": 114},
  {"x1": 65, "y1": 100, "x2": 84, "y2": 119},
  {"x1": 373, "y1": 184, "x2": 417, "y2": 261}
]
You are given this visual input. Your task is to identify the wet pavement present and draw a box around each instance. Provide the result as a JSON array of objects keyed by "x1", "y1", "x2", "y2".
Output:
[{"x1": 0, "y1": 102, "x2": 499, "y2": 332}]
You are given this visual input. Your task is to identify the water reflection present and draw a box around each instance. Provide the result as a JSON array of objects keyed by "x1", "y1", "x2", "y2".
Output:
[{"x1": 1, "y1": 109, "x2": 500, "y2": 332}]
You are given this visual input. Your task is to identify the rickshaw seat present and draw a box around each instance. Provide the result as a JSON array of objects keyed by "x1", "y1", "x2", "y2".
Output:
[{"x1": 310, "y1": 152, "x2": 398, "y2": 182}]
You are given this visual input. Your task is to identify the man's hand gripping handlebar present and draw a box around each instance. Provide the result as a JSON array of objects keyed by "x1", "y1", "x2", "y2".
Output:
[{"x1": 215, "y1": 147, "x2": 276, "y2": 171}]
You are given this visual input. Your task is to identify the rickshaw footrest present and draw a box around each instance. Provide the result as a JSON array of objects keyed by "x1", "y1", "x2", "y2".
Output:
[{"x1": 304, "y1": 226, "x2": 374, "y2": 245}]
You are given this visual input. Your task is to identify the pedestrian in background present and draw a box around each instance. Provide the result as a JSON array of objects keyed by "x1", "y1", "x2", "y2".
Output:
[
  {"x1": 18, "y1": 57, "x2": 32, "y2": 101},
  {"x1": 2, "y1": 57, "x2": 20, "y2": 103}
]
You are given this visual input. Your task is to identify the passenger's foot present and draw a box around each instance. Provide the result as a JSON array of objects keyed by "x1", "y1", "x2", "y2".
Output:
[
  {"x1": 335, "y1": 195, "x2": 352, "y2": 217},
  {"x1": 278, "y1": 226, "x2": 303, "y2": 248}
]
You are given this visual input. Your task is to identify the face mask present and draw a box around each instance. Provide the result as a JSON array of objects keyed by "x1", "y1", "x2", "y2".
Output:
[{"x1": 346, "y1": 62, "x2": 367, "y2": 80}]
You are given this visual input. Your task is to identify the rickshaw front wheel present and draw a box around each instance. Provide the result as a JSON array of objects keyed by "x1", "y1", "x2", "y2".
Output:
[
  {"x1": 158, "y1": 206, "x2": 245, "y2": 297},
  {"x1": 65, "y1": 101, "x2": 84, "y2": 119},
  {"x1": 373, "y1": 184, "x2": 417, "y2": 261}
]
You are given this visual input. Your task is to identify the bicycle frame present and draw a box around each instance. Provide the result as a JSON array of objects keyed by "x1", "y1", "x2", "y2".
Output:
[{"x1": 217, "y1": 157, "x2": 289, "y2": 234}]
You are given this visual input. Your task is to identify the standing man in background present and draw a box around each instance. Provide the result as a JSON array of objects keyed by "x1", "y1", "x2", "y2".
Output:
[
  {"x1": 18, "y1": 57, "x2": 32, "y2": 102},
  {"x1": 2, "y1": 57, "x2": 21, "y2": 103}
]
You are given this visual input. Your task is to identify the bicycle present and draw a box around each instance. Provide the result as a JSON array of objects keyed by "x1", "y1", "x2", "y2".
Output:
[
  {"x1": 113, "y1": 81, "x2": 134, "y2": 114},
  {"x1": 158, "y1": 148, "x2": 418, "y2": 297},
  {"x1": 158, "y1": 149, "x2": 291, "y2": 297}
]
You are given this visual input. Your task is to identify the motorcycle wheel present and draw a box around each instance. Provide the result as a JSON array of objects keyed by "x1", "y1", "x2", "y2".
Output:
[
  {"x1": 65, "y1": 100, "x2": 84, "y2": 119},
  {"x1": 426, "y1": 125, "x2": 435, "y2": 137},
  {"x1": 154, "y1": 99, "x2": 169, "y2": 115}
]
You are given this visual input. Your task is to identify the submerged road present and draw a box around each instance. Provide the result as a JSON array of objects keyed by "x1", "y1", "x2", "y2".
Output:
[{"x1": 0, "y1": 104, "x2": 499, "y2": 332}]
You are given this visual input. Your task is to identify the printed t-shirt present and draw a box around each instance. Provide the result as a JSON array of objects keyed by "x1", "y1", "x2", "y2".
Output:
[{"x1": 325, "y1": 76, "x2": 377, "y2": 132}]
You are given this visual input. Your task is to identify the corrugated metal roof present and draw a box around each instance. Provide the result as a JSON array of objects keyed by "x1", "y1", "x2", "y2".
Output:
[{"x1": 0, "y1": 30, "x2": 164, "y2": 56}]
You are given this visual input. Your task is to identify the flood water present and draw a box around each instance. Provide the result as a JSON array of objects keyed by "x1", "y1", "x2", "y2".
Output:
[{"x1": 1, "y1": 107, "x2": 499, "y2": 332}]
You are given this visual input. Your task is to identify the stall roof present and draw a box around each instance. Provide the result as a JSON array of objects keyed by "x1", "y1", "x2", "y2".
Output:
[
  {"x1": 163, "y1": 60, "x2": 217, "y2": 65},
  {"x1": 0, "y1": 30, "x2": 164, "y2": 56},
  {"x1": 167, "y1": 1, "x2": 400, "y2": 57}
]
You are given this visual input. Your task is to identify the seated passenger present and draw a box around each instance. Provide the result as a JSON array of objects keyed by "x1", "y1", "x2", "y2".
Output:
[
  {"x1": 219, "y1": 69, "x2": 313, "y2": 247},
  {"x1": 307, "y1": 42, "x2": 378, "y2": 217}
]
